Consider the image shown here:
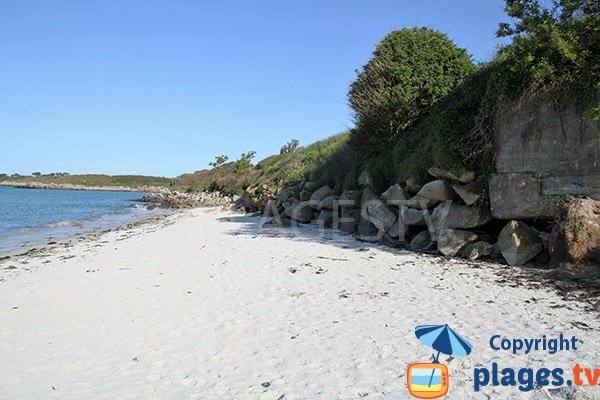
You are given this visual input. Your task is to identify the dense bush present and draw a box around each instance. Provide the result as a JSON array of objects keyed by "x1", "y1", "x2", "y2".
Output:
[
  {"x1": 391, "y1": 66, "x2": 495, "y2": 185},
  {"x1": 494, "y1": 0, "x2": 600, "y2": 118},
  {"x1": 348, "y1": 28, "x2": 476, "y2": 152},
  {"x1": 312, "y1": 139, "x2": 362, "y2": 190}
]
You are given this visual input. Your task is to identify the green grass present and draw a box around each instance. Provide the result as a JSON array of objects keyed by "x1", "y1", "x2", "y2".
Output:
[
  {"x1": 171, "y1": 131, "x2": 352, "y2": 196},
  {"x1": 1, "y1": 174, "x2": 172, "y2": 188},
  {"x1": 257, "y1": 132, "x2": 352, "y2": 187}
]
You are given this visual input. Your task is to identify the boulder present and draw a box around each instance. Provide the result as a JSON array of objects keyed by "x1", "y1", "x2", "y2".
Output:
[
  {"x1": 361, "y1": 200, "x2": 398, "y2": 233},
  {"x1": 278, "y1": 187, "x2": 294, "y2": 202},
  {"x1": 303, "y1": 181, "x2": 319, "y2": 192},
  {"x1": 533, "y1": 250, "x2": 550, "y2": 264},
  {"x1": 309, "y1": 186, "x2": 333, "y2": 206},
  {"x1": 261, "y1": 199, "x2": 281, "y2": 217},
  {"x1": 451, "y1": 183, "x2": 480, "y2": 206},
  {"x1": 361, "y1": 187, "x2": 376, "y2": 206},
  {"x1": 380, "y1": 184, "x2": 408, "y2": 205},
  {"x1": 405, "y1": 196, "x2": 439, "y2": 209},
  {"x1": 284, "y1": 202, "x2": 314, "y2": 224},
  {"x1": 538, "y1": 231, "x2": 551, "y2": 250},
  {"x1": 405, "y1": 177, "x2": 423, "y2": 194},
  {"x1": 498, "y1": 220, "x2": 543, "y2": 266},
  {"x1": 549, "y1": 198, "x2": 600, "y2": 265},
  {"x1": 381, "y1": 233, "x2": 403, "y2": 247},
  {"x1": 235, "y1": 194, "x2": 257, "y2": 213},
  {"x1": 489, "y1": 173, "x2": 558, "y2": 219},
  {"x1": 431, "y1": 203, "x2": 492, "y2": 231},
  {"x1": 358, "y1": 169, "x2": 371, "y2": 187},
  {"x1": 406, "y1": 180, "x2": 454, "y2": 208},
  {"x1": 428, "y1": 167, "x2": 476, "y2": 184},
  {"x1": 338, "y1": 208, "x2": 361, "y2": 233},
  {"x1": 409, "y1": 231, "x2": 432, "y2": 251},
  {"x1": 461, "y1": 241, "x2": 495, "y2": 260},
  {"x1": 357, "y1": 216, "x2": 380, "y2": 241},
  {"x1": 316, "y1": 210, "x2": 334, "y2": 228},
  {"x1": 417, "y1": 180, "x2": 455, "y2": 201},
  {"x1": 299, "y1": 190, "x2": 313, "y2": 202},
  {"x1": 318, "y1": 195, "x2": 339, "y2": 211},
  {"x1": 437, "y1": 229, "x2": 478, "y2": 257},
  {"x1": 386, "y1": 217, "x2": 410, "y2": 240},
  {"x1": 402, "y1": 207, "x2": 426, "y2": 227},
  {"x1": 339, "y1": 190, "x2": 362, "y2": 207}
]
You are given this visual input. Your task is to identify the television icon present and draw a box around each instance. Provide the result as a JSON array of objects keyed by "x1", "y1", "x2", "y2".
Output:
[{"x1": 407, "y1": 362, "x2": 449, "y2": 399}]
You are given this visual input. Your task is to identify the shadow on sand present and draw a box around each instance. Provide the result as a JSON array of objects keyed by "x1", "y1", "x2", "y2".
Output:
[{"x1": 218, "y1": 213, "x2": 600, "y2": 317}]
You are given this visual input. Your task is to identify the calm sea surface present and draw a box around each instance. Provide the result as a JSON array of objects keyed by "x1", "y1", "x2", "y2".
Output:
[{"x1": 0, "y1": 186, "x2": 165, "y2": 254}]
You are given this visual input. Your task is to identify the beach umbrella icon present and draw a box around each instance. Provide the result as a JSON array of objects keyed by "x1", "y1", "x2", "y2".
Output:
[
  {"x1": 415, "y1": 324, "x2": 472, "y2": 362},
  {"x1": 414, "y1": 324, "x2": 472, "y2": 389}
]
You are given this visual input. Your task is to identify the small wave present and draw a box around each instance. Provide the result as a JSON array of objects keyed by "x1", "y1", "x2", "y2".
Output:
[
  {"x1": 46, "y1": 220, "x2": 75, "y2": 228},
  {"x1": 128, "y1": 203, "x2": 147, "y2": 209}
]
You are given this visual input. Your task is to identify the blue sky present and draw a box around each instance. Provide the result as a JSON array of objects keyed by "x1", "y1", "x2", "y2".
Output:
[{"x1": 0, "y1": 0, "x2": 510, "y2": 177}]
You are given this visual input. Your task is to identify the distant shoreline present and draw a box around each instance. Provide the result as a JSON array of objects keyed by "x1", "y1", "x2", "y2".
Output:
[{"x1": 0, "y1": 181, "x2": 167, "y2": 193}]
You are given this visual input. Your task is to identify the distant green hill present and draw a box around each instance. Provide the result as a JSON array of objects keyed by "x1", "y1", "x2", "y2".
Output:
[{"x1": 1, "y1": 174, "x2": 172, "y2": 189}]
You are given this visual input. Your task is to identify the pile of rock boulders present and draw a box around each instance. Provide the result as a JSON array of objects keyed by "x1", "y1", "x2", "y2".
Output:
[
  {"x1": 233, "y1": 166, "x2": 599, "y2": 268},
  {"x1": 249, "y1": 167, "x2": 572, "y2": 267},
  {"x1": 142, "y1": 190, "x2": 236, "y2": 209}
]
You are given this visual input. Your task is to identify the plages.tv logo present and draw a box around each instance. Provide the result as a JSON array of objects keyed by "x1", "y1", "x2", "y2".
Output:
[{"x1": 407, "y1": 324, "x2": 473, "y2": 399}]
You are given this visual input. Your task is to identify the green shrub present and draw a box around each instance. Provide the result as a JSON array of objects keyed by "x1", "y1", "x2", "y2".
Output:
[
  {"x1": 494, "y1": 0, "x2": 600, "y2": 118},
  {"x1": 348, "y1": 28, "x2": 476, "y2": 152},
  {"x1": 313, "y1": 140, "x2": 362, "y2": 190},
  {"x1": 279, "y1": 138, "x2": 300, "y2": 154},
  {"x1": 209, "y1": 155, "x2": 229, "y2": 168},
  {"x1": 366, "y1": 151, "x2": 395, "y2": 195},
  {"x1": 360, "y1": 64, "x2": 490, "y2": 187}
]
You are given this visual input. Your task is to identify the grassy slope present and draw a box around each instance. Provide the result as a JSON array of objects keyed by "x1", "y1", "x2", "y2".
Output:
[{"x1": 172, "y1": 132, "x2": 353, "y2": 195}]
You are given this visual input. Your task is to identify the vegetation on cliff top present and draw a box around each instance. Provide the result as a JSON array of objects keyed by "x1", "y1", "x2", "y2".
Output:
[
  {"x1": 173, "y1": 133, "x2": 351, "y2": 195},
  {"x1": 494, "y1": 0, "x2": 600, "y2": 119},
  {"x1": 356, "y1": 0, "x2": 600, "y2": 194},
  {"x1": 348, "y1": 28, "x2": 477, "y2": 153},
  {"x1": 174, "y1": 1, "x2": 598, "y2": 199}
]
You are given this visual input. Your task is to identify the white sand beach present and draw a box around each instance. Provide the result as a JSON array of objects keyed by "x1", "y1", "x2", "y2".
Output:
[{"x1": 1, "y1": 209, "x2": 599, "y2": 399}]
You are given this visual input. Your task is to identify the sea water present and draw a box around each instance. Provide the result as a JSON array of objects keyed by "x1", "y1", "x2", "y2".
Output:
[{"x1": 0, "y1": 186, "x2": 165, "y2": 254}]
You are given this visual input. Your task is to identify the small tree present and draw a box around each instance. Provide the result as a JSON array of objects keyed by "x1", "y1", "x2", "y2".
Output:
[
  {"x1": 348, "y1": 28, "x2": 476, "y2": 151},
  {"x1": 280, "y1": 138, "x2": 300, "y2": 154},
  {"x1": 209, "y1": 155, "x2": 229, "y2": 168},
  {"x1": 32, "y1": 172, "x2": 42, "y2": 177},
  {"x1": 234, "y1": 151, "x2": 256, "y2": 173}
]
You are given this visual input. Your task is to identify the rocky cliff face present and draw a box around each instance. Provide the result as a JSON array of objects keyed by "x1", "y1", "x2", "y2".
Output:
[{"x1": 489, "y1": 91, "x2": 600, "y2": 219}]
